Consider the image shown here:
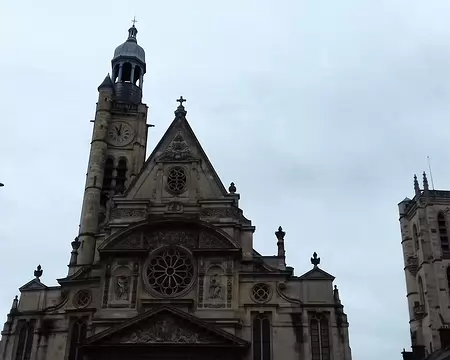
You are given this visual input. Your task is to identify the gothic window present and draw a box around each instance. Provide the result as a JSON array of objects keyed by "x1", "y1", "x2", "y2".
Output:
[
  {"x1": 310, "y1": 314, "x2": 330, "y2": 360},
  {"x1": 68, "y1": 318, "x2": 87, "y2": 360},
  {"x1": 102, "y1": 158, "x2": 114, "y2": 193},
  {"x1": 413, "y1": 224, "x2": 419, "y2": 252},
  {"x1": 115, "y1": 158, "x2": 128, "y2": 193},
  {"x1": 438, "y1": 212, "x2": 450, "y2": 255},
  {"x1": 253, "y1": 314, "x2": 271, "y2": 360},
  {"x1": 14, "y1": 319, "x2": 35, "y2": 360},
  {"x1": 112, "y1": 64, "x2": 120, "y2": 82}
]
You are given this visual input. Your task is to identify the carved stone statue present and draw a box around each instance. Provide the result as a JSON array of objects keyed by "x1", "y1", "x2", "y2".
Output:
[
  {"x1": 115, "y1": 276, "x2": 129, "y2": 300},
  {"x1": 104, "y1": 192, "x2": 116, "y2": 224},
  {"x1": 208, "y1": 274, "x2": 222, "y2": 299}
]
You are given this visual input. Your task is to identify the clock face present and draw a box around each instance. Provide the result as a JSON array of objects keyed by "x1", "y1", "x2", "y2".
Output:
[{"x1": 108, "y1": 122, "x2": 134, "y2": 146}]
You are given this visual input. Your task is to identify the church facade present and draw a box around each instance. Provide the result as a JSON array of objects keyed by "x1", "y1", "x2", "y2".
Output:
[{"x1": 0, "y1": 25, "x2": 352, "y2": 360}]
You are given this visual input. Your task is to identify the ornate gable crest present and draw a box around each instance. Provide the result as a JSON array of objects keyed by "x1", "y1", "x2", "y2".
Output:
[
  {"x1": 158, "y1": 131, "x2": 196, "y2": 161},
  {"x1": 85, "y1": 307, "x2": 248, "y2": 347}
]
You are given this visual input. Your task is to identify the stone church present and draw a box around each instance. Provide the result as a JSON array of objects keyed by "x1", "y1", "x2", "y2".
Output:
[
  {"x1": 0, "y1": 25, "x2": 352, "y2": 360},
  {"x1": 399, "y1": 175, "x2": 450, "y2": 360}
]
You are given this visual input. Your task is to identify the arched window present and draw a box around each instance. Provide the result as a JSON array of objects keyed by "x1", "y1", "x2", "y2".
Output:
[
  {"x1": 418, "y1": 276, "x2": 425, "y2": 306},
  {"x1": 438, "y1": 213, "x2": 450, "y2": 255},
  {"x1": 14, "y1": 319, "x2": 35, "y2": 360},
  {"x1": 115, "y1": 158, "x2": 128, "y2": 193},
  {"x1": 121, "y1": 62, "x2": 132, "y2": 82},
  {"x1": 102, "y1": 158, "x2": 114, "y2": 193},
  {"x1": 310, "y1": 314, "x2": 330, "y2": 360},
  {"x1": 133, "y1": 66, "x2": 141, "y2": 85},
  {"x1": 253, "y1": 314, "x2": 271, "y2": 360},
  {"x1": 413, "y1": 224, "x2": 419, "y2": 252},
  {"x1": 112, "y1": 64, "x2": 120, "y2": 83},
  {"x1": 68, "y1": 319, "x2": 87, "y2": 360}
]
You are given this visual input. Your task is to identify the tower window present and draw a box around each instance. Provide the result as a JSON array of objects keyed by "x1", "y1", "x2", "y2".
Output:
[
  {"x1": 68, "y1": 318, "x2": 87, "y2": 360},
  {"x1": 121, "y1": 62, "x2": 132, "y2": 82},
  {"x1": 102, "y1": 158, "x2": 114, "y2": 193},
  {"x1": 310, "y1": 314, "x2": 330, "y2": 360},
  {"x1": 115, "y1": 158, "x2": 128, "y2": 193},
  {"x1": 418, "y1": 276, "x2": 426, "y2": 308},
  {"x1": 413, "y1": 224, "x2": 419, "y2": 252},
  {"x1": 438, "y1": 212, "x2": 450, "y2": 255},
  {"x1": 133, "y1": 66, "x2": 141, "y2": 85},
  {"x1": 253, "y1": 314, "x2": 271, "y2": 360},
  {"x1": 14, "y1": 319, "x2": 35, "y2": 360}
]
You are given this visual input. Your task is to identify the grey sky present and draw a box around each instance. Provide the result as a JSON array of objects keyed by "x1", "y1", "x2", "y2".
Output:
[{"x1": 2, "y1": 0, "x2": 450, "y2": 358}]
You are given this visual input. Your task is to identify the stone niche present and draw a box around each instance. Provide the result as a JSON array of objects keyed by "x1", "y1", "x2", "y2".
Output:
[
  {"x1": 105, "y1": 262, "x2": 139, "y2": 309},
  {"x1": 198, "y1": 258, "x2": 233, "y2": 309}
]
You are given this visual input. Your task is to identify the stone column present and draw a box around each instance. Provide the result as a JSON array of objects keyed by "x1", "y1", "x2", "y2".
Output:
[{"x1": 118, "y1": 63, "x2": 123, "y2": 82}]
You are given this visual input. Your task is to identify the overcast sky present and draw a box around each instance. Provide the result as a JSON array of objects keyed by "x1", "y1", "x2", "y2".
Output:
[{"x1": 2, "y1": 0, "x2": 450, "y2": 359}]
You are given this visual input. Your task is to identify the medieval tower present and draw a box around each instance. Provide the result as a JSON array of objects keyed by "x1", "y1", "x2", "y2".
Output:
[
  {"x1": 399, "y1": 174, "x2": 450, "y2": 359},
  {"x1": 0, "y1": 24, "x2": 352, "y2": 360}
]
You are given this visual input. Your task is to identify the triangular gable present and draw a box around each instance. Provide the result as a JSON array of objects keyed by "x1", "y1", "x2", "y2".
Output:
[
  {"x1": 298, "y1": 267, "x2": 335, "y2": 281},
  {"x1": 125, "y1": 107, "x2": 228, "y2": 200},
  {"x1": 85, "y1": 306, "x2": 248, "y2": 347},
  {"x1": 19, "y1": 279, "x2": 47, "y2": 292}
]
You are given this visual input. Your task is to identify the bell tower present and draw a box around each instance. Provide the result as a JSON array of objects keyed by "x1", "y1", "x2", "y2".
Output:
[{"x1": 76, "y1": 23, "x2": 150, "y2": 266}]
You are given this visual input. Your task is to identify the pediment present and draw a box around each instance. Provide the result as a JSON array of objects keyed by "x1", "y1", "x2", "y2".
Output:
[
  {"x1": 19, "y1": 279, "x2": 47, "y2": 292},
  {"x1": 124, "y1": 109, "x2": 228, "y2": 201},
  {"x1": 85, "y1": 306, "x2": 248, "y2": 347},
  {"x1": 99, "y1": 219, "x2": 241, "y2": 252},
  {"x1": 298, "y1": 266, "x2": 335, "y2": 281}
]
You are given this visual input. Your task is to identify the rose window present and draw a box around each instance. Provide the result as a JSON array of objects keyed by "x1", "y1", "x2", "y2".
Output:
[
  {"x1": 145, "y1": 247, "x2": 195, "y2": 297},
  {"x1": 251, "y1": 283, "x2": 272, "y2": 303},
  {"x1": 167, "y1": 167, "x2": 187, "y2": 194}
]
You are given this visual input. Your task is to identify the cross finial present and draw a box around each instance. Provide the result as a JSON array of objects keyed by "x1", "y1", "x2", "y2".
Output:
[
  {"x1": 131, "y1": 16, "x2": 138, "y2": 27},
  {"x1": 177, "y1": 96, "x2": 186, "y2": 106}
]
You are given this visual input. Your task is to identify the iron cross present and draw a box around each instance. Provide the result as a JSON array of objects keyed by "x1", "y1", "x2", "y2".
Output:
[
  {"x1": 131, "y1": 17, "x2": 137, "y2": 26},
  {"x1": 177, "y1": 96, "x2": 186, "y2": 105}
]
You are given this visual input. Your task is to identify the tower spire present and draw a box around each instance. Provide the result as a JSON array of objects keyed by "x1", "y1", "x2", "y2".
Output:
[{"x1": 414, "y1": 174, "x2": 421, "y2": 197}]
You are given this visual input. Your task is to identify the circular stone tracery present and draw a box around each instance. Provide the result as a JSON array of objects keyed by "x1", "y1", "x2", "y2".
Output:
[
  {"x1": 251, "y1": 283, "x2": 272, "y2": 303},
  {"x1": 73, "y1": 289, "x2": 92, "y2": 308},
  {"x1": 167, "y1": 167, "x2": 187, "y2": 194},
  {"x1": 144, "y1": 246, "x2": 195, "y2": 297}
]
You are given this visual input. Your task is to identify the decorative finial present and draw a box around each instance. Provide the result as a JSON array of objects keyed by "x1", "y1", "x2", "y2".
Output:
[
  {"x1": 414, "y1": 174, "x2": 421, "y2": 196},
  {"x1": 34, "y1": 265, "x2": 43, "y2": 280},
  {"x1": 275, "y1": 226, "x2": 285, "y2": 240},
  {"x1": 175, "y1": 96, "x2": 187, "y2": 118},
  {"x1": 229, "y1": 182, "x2": 236, "y2": 193},
  {"x1": 423, "y1": 171, "x2": 429, "y2": 192},
  {"x1": 71, "y1": 237, "x2": 81, "y2": 250},
  {"x1": 127, "y1": 20, "x2": 138, "y2": 42},
  {"x1": 311, "y1": 252, "x2": 320, "y2": 267},
  {"x1": 131, "y1": 16, "x2": 138, "y2": 27}
]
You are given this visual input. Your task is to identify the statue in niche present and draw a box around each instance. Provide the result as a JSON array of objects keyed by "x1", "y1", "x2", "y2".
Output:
[
  {"x1": 115, "y1": 276, "x2": 129, "y2": 300},
  {"x1": 208, "y1": 274, "x2": 222, "y2": 299}
]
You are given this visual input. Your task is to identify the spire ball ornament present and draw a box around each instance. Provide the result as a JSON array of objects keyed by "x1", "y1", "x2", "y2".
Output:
[{"x1": 229, "y1": 182, "x2": 236, "y2": 193}]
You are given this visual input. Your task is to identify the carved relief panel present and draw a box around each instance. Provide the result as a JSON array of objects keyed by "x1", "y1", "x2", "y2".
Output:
[
  {"x1": 198, "y1": 257, "x2": 233, "y2": 309},
  {"x1": 103, "y1": 262, "x2": 139, "y2": 309}
]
